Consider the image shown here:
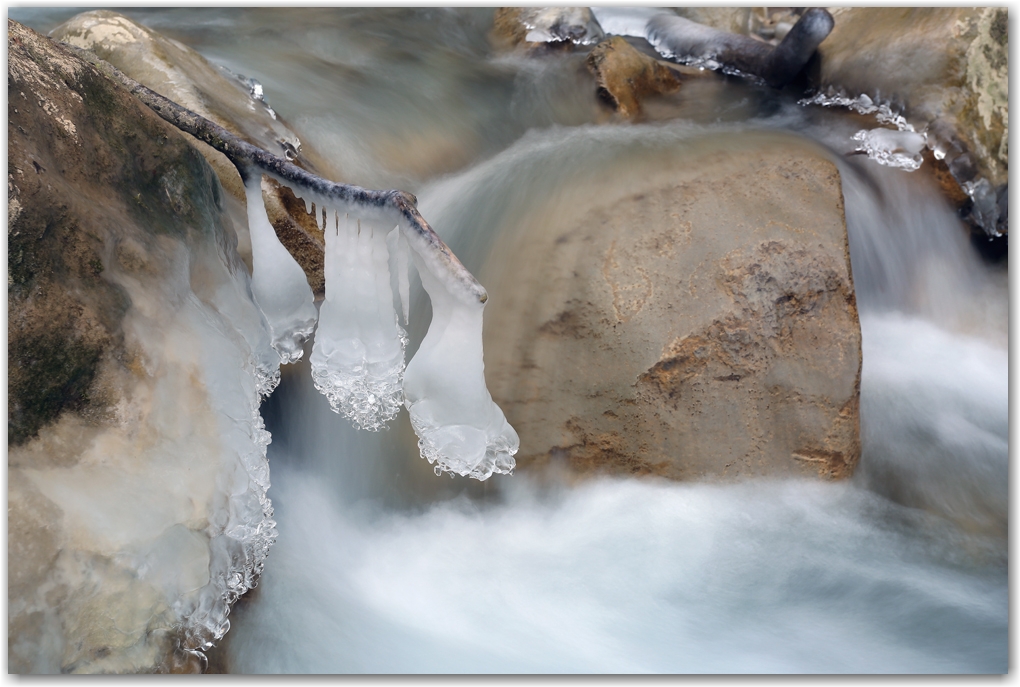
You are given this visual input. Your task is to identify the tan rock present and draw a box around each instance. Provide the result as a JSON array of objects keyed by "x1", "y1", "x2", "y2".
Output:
[
  {"x1": 480, "y1": 131, "x2": 861, "y2": 482},
  {"x1": 585, "y1": 36, "x2": 687, "y2": 118}
]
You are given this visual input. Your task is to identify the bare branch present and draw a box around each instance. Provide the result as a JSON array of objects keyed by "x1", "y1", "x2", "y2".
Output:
[{"x1": 63, "y1": 41, "x2": 488, "y2": 305}]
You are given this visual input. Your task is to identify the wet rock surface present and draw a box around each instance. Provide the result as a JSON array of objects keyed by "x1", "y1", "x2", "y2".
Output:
[
  {"x1": 9, "y1": 19, "x2": 274, "y2": 674},
  {"x1": 481, "y1": 132, "x2": 861, "y2": 482},
  {"x1": 813, "y1": 7, "x2": 1007, "y2": 236},
  {"x1": 585, "y1": 36, "x2": 686, "y2": 118},
  {"x1": 52, "y1": 10, "x2": 328, "y2": 292}
]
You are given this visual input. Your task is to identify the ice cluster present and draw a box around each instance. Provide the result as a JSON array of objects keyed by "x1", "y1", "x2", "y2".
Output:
[
  {"x1": 264, "y1": 179, "x2": 519, "y2": 479},
  {"x1": 851, "y1": 128, "x2": 927, "y2": 171},
  {"x1": 309, "y1": 212, "x2": 407, "y2": 431},
  {"x1": 799, "y1": 90, "x2": 917, "y2": 132}
]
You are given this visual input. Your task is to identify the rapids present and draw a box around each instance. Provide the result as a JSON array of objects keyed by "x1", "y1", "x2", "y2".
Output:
[{"x1": 11, "y1": 8, "x2": 1008, "y2": 674}]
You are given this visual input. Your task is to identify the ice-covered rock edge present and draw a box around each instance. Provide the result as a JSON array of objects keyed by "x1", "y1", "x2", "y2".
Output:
[{"x1": 67, "y1": 41, "x2": 519, "y2": 480}]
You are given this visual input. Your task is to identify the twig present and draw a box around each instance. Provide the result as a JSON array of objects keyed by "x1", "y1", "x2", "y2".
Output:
[{"x1": 62, "y1": 41, "x2": 488, "y2": 305}]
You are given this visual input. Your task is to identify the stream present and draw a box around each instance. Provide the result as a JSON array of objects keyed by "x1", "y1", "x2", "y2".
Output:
[{"x1": 12, "y1": 8, "x2": 1008, "y2": 674}]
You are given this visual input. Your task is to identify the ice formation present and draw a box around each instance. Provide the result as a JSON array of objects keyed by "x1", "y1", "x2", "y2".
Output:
[
  {"x1": 243, "y1": 175, "x2": 318, "y2": 364},
  {"x1": 309, "y1": 210, "x2": 407, "y2": 431},
  {"x1": 851, "y1": 128, "x2": 927, "y2": 171},
  {"x1": 402, "y1": 249, "x2": 520, "y2": 480},
  {"x1": 260, "y1": 175, "x2": 518, "y2": 479},
  {"x1": 799, "y1": 91, "x2": 916, "y2": 132}
]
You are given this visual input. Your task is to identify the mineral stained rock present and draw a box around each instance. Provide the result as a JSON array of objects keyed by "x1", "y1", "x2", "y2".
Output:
[
  {"x1": 9, "y1": 19, "x2": 277, "y2": 673},
  {"x1": 480, "y1": 132, "x2": 861, "y2": 482}
]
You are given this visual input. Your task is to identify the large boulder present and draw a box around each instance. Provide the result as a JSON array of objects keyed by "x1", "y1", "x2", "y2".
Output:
[
  {"x1": 9, "y1": 19, "x2": 276, "y2": 673},
  {"x1": 480, "y1": 131, "x2": 861, "y2": 481},
  {"x1": 51, "y1": 10, "x2": 328, "y2": 293},
  {"x1": 813, "y1": 7, "x2": 1007, "y2": 236}
]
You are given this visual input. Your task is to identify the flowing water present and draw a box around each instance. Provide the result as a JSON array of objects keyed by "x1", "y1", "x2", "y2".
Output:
[{"x1": 12, "y1": 8, "x2": 1008, "y2": 674}]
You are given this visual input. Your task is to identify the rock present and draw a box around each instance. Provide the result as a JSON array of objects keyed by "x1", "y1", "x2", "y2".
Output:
[
  {"x1": 491, "y1": 7, "x2": 603, "y2": 51},
  {"x1": 480, "y1": 132, "x2": 861, "y2": 481},
  {"x1": 51, "y1": 10, "x2": 328, "y2": 292},
  {"x1": 585, "y1": 36, "x2": 686, "y2": 118},
  {"x1": 813, "y1": 7, "x2": 1007, "y2": 235},
  {"x1": 9, "y1": 19, "x2": 276, "y2": 673},
  {"x1": 673, "y1": 8, "x2": 753, "y2": 36}
]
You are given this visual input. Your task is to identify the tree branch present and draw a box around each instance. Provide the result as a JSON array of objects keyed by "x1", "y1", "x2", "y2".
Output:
[{"x1": 63, "y1": 41, "x2": 488, "y2": 305}]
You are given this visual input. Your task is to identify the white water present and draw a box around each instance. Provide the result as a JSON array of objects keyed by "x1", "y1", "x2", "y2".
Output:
[
  {"x1": 12, "y1": 8, "x2": 1008, "y2": 674},
  {"x1": 222, "y1": 129, "x2": 1006, "y2": 672}
]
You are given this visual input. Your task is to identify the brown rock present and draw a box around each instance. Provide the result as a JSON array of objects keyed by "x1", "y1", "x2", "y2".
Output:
[
  {"x1": 261, "y1": 177, "x2": 326, "y2": 296},
  {"x1": 586, "y1": 36, "x2": 685, "y2": 118},
  {"x1": 480, "y1": 131, "x2": 861, "y2": 482}
]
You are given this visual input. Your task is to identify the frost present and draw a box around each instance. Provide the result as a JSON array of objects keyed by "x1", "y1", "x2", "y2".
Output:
[
  {"x1": 309, "y1": 210, "x2": 407, "y2": 431},
  {"x1": 852, "y1": 128, "x2": 927, "y2": 171},
  {"x1": 243, "y1": 176, "x2": 318, "y2": 364},
  {"x1": 403, "y1": 249, "x2": 519, "y2": 480}
]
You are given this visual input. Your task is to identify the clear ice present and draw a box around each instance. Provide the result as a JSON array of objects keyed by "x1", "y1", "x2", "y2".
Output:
[
  {"x1": 243, "y1": 176, "x2": 318, "y2": 364},
  {"x1": 852, "y1": 128, "x2": 926, "y2": 171},
  {"x1": 402, "y1": 248, "x2": 519, "y2": 481},
  {"x1": 309, "y1": 210, "x2": 407, "y2": 431}
]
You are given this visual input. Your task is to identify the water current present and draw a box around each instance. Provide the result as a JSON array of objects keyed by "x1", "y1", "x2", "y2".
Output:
[{"x1": 12, "y1": 8, "x2": 1009, "y2": 674}]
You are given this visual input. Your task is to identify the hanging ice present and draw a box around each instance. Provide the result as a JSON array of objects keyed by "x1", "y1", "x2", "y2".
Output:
[
  {"x1": 309, "y1": 210, "x2": 407, "y2": 431},
  {"x1": 852, "y1": 128, "x2": 927, "y2": 171},
  {"x1": 402, "y1": 247, "x2": 520, "y2": 480},
  {"x1": 243, "y1": 175, "x2": 318, "y2": 363}
]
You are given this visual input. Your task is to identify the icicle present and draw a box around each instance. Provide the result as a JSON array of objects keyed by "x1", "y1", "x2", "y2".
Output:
[
  {"x1": 243, "y1": 175, "x2": 318, "y2": 364},
  {"x1": 309, "y1": 211, "x2": 407, "y2": 431},
  {"x1": 402, "y1": 247, "x2": 519, "y2": 481},
  {"x1": 387, "y1": 227, "x2": 410, "y2": 325}
]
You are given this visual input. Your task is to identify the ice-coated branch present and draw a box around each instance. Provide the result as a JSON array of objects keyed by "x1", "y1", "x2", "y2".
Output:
[
  {"x1": 643, "y1": 9, "x2": 834, "y2": 88},
  {"x1": 65, "y1": 40, "x2": 519, "y2": 479},
  {"x1": 64, "y1": 41, "x2": 488, "y2": 307}
]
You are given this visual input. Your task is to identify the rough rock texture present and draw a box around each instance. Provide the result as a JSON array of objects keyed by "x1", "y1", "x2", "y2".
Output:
[
  {"x1": 585, "y1": 36, "x2": 686, "y2": 118},
  {"x1": 480, "y1": 132, "x2": 861, "y2": 481},
  {"x1": 814, "y1": 7, "x2": 1007, "y2": 235},
  {"x1": 9, "y1": 20, "x2": 276, "y2": 674},
  {"x1": 491, "y1": 7, "x2": 603, "y2": 51},
  {"x1": 52, "y1": 10, "x2": 328, "y2": 293},
  {"x1": 9, "y1": 19, "x2": 212, "y2": 448}
]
